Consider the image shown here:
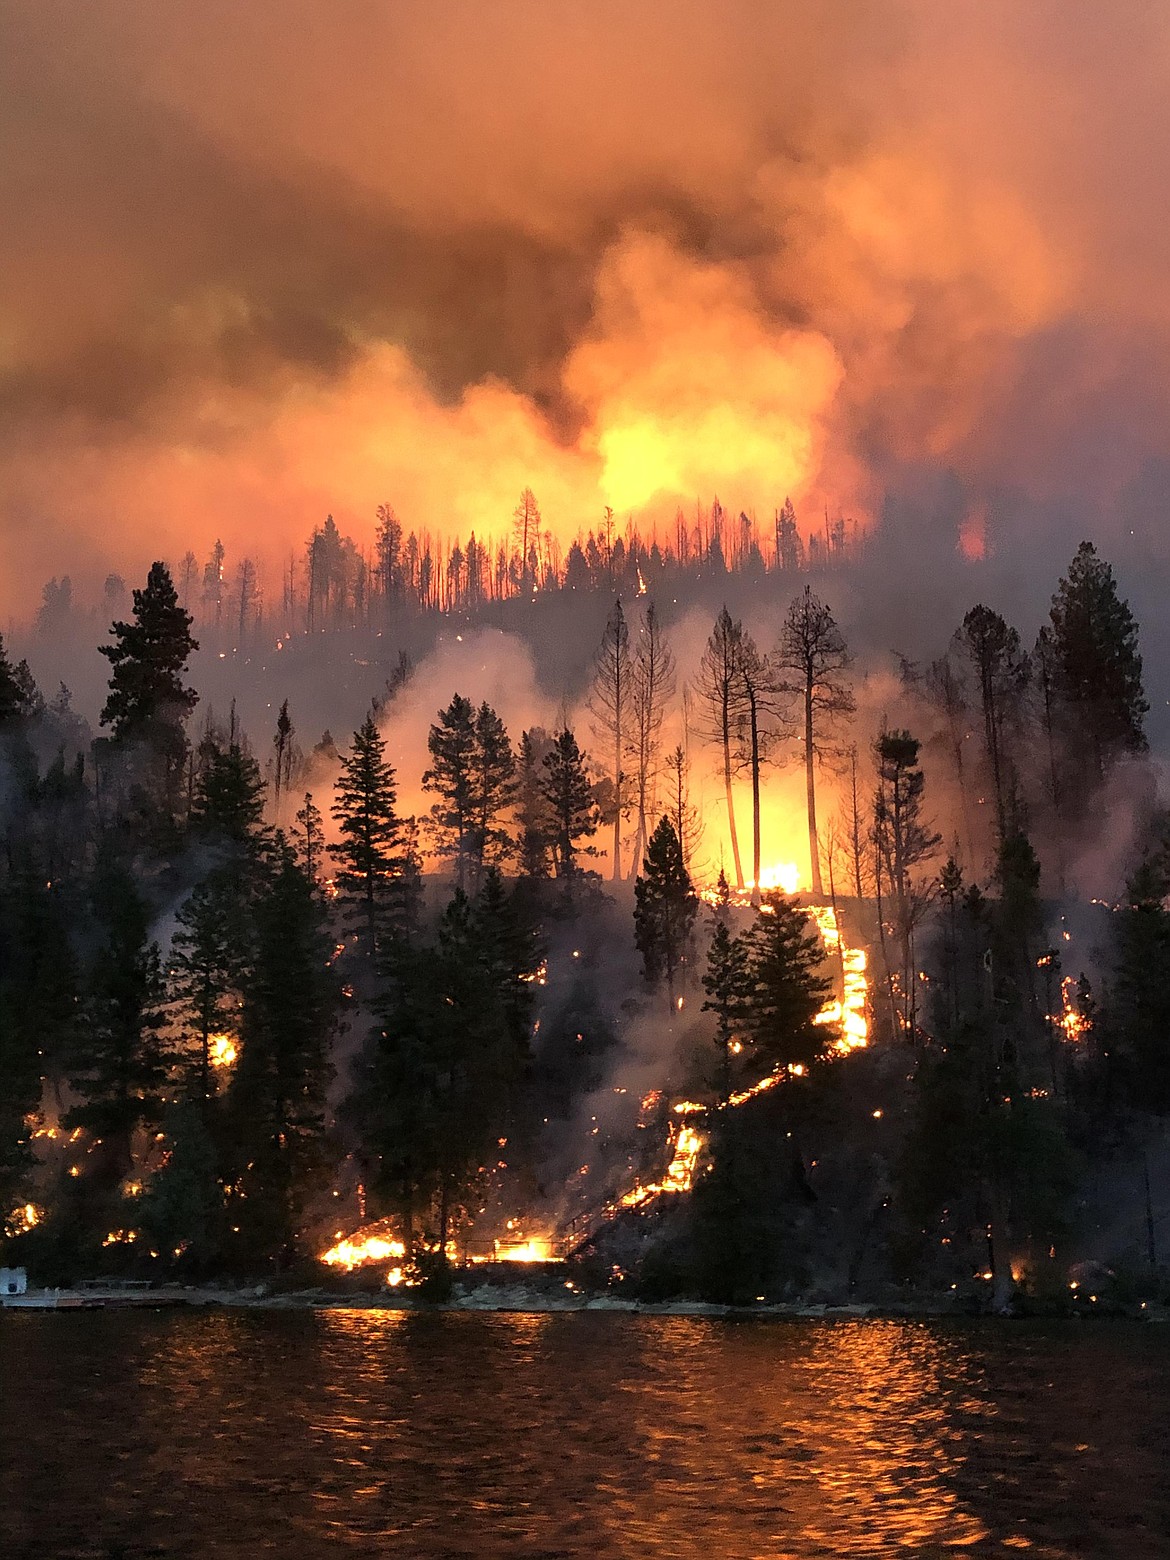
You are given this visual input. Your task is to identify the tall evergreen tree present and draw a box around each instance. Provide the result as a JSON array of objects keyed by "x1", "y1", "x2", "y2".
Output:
[
  {"x1": 228, "y1": 839, "x2": 337, "y2": 1264},
  {"x1": 471, "y1": 701, "x2": 517, "y2": 883},
  {"x1": 191, "y1": 736, "x2": 268, "y2": 859},
  {"x1": 956, "y1": 605, "x2": 1030, "y2": 844},
  {"x1": 516, "y1": 728, "x2": 555, "y2": 878},
  {"x1": 633, "y1": 818, "x2": 698, "y2": 998},
  {"x1": 872, "y1": 728, "x2": 940, "y2": 1034},
  {"x1": 743, "y1": 892, "x2": 834, "y2": 1075},
  {"x1": 169, "y1": 874, "x2": 249, "y2": 1101},
  {"x1": 701, "y1": 893, "x2": 753, "y2": 1103},
  {"x1": 0, "y1": 633, "x2": 42, "y2": 729},
  {"x1": 67, "y1": 865, "x2": 169, "y2": 1182},
  {"x1": 1048, "y1": 541, "x2": 1147, "y2": 795},
  {"x1": 539, "y1": 727, "x2": 598, "y2": 881},
  {"x1": 0, "y1": 869, "x2": 77, "y2": 1213},
  {"x1": 423, "y1": 694, "x2": 477, "y2": 889},
  {"x1": 271, "y1": 700, "x2": 298, "y2": 818},
  {"x1": 98, "y1": 561, "x2": 198, "y2": 815},
  {"x1": 330, "y1": 715, "x2": 407, "y2": 951},
  {"x1": 352, "y1": 889, "x2": 529, "y2": 1264},
  {"x1": 293, "y1": 791, "x2": 325, "y2": 883}
]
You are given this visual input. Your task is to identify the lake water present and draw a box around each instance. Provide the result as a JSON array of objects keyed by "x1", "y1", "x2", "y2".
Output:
[{"x1": 1, "y1": 1309, "x2": 1168, "y2": 1558}]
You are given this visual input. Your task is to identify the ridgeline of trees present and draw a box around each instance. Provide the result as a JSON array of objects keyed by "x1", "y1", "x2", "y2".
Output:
[
  {"x1": 1, "y1": 540, "x2": 1168, "y2": 1311},
  {"x1": 29, "y1": 493, "x2": 856, "y2": 653}
]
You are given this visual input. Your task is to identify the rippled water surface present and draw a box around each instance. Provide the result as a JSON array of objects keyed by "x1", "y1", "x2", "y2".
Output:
[{"x1": 2, "y1": 1309, "x2": 1168, "y2": 1558}]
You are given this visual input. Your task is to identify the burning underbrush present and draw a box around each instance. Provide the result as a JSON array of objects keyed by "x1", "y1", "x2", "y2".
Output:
[{"x1": 315, "y1": 893, "x2": 874, "y2": 1296}]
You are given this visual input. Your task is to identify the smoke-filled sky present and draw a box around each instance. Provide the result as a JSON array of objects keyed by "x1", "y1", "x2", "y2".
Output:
[{"x1": 3, "y1": 0, "x2": 1170, "y2": 607}]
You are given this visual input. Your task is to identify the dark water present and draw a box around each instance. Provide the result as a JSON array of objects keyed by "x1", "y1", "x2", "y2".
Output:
[{"x1": 1, "y1": 1310, "x2": 1168, "y2": 1559}]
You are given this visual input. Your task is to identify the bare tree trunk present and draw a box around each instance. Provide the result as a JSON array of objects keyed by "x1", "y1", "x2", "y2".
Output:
[
  {"x1": 722, "y1": 715, "x2": 744, "y2": 888},
  {"x1": 749, "y1": 690, "x2": 762, "y2": 904},
  {"x1": 805, "y1": 678, "x2": 823, "y2": 895}
]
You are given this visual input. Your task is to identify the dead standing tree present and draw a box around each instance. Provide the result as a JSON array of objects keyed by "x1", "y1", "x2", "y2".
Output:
[
  {"x1": 630, "y1": 601, "x2": 676, "y2": 874},
  {"x1": 588, "y1": 599, "x2": 633, "y2": 882},
  {"x1": 695, "y1": 606, "x2": 748, "y2": 889},
  {"x1": 776, "y1": 586, "x2": 855, "y2": 897}
]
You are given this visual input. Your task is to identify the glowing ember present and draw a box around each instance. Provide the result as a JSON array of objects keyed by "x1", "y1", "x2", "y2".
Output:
[
  {"x1": 4, "y1": 1202, "x2": 42, "y2": 1236},
  {"x1": 1056, "y1": 976, "x2": 1090, "y2": 1041},
  {"x1": 491, "y1": 1237, "x2": 558, "y2": 1263},
  {"x1": 209, "y1": 1033, "x2": 238, "y2": 1069}
]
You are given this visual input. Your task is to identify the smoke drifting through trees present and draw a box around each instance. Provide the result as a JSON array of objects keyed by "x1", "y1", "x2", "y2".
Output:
[{"x1": 3, "y1": 533, "x2": 1169, "y2": 1311}]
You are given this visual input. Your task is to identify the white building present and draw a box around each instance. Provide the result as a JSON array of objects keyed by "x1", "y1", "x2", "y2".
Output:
[{"x1": 0, "y1": 1267, "x2": 28, "y2": 1296}]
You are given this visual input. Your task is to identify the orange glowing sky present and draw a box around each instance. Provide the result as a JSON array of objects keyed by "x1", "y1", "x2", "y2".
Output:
[{"x1": 3, "y1": 1, "x2": 1170, "y2": 605}]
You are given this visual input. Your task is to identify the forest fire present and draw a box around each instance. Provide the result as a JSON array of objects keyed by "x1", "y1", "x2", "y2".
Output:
[
  {"x1": 321, "y1": 1229, "x2": 406, "y2": 1273},
  {"x1": 1057, "y1": 976, "x2": 1091, "y2": 1042},
  {"x1": 208, "y1": 1034, "x2": 238, "y2": 1069},
  {"x1": 807, "y1": 905, "x2": 870, "y2": 1051}
]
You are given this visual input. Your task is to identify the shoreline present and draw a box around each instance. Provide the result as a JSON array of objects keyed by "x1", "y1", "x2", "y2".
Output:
[{"x1": 3, "y1": 1282, "x2": 1166, "y2": 1322}]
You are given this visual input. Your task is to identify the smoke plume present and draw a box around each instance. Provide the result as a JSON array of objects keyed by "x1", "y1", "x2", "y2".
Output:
[{"x1": 3, "y1": 1, "x2": 1170, "y2": 606}]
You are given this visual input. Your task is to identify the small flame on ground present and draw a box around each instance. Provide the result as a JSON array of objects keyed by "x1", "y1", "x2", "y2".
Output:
[{"x1": 4, "y1": 1202, "x2": 42, "y2": 1236}]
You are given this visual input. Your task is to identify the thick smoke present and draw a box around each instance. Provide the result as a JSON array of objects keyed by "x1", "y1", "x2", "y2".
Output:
[{"x1": 4, "y1": 1, "x2": 1170, "y2": 606}]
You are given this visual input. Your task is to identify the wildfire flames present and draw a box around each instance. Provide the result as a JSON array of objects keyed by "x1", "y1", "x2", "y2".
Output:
[
  {"x1": 4, "y1": 1202, "x2": 42, "y2": 1237},
  {"x1": 807, "y1": 904, "x2": 870, "y2": 1052},
  {"x1": 321, "y1": 1230, "x2": 406, "y2": 1272},
  {"x1": 209, "y1": 1033, "x2": 239, "y2": 1069},
  {"x1": 317, "y1": 885, "x2": 871, "y2": 1275},
  {"x1": 1057, "y1": 976, "x2": 1090, "y2": 1042}
]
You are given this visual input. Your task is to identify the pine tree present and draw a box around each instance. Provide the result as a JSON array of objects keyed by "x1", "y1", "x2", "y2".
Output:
[
  {"x1": 516, "y1": 728, "x2": 555, "y2": 878},
  {"x1": 0, "y1": 869, "x2": 78, "y2": 1212},
  {"x1": 539, "y1": 727, "x2": 598, "y2": 881},
  {"x1": 271, "y1": 700, "x2": 297, "y2": 818},
  {"x1": 169, "y1": 874, "x2": 249, "y2": 1101},
  {"x1": 776, "y1": 586, "x2": 855, "y2": 896},
  {"x1": 872, "y1": 728, "x2": 940, "y2": 1034},
  {"x1": 423, "y1": 694, "x2": 477, "y2": 889},
  {"x1": 744, "y1": 892, "x2": 834, "y2": 1074},
  {"x1": 67, "y1": 864, "x2": 169, "y2": 1182},
  {"x1": 228, "y1": 839, "x2": 336, "y2": 1263},
  {"x1": 471, "y1": 701, "x2": 517, "y2": 883},
  {"x1": 99, "y1": 561, "x2": 198, "y2": 815},
  {"x1": 956, "y1": 605, "x2": 1029, "y2": 843},
  {"x1": 292, "y1": 792, "x2": 325, "y2": 883},
  {"x1": 475, "y1": 867, "x2": 542, "y2": 1067},
  {"x1": 633, "y1": 818, "x2": 697, "y2": 998},
  {"x1": 588, "y1": 600, "x2": 632, "y2": 880},
  {"x1": 330, "y1": 715, "x2": 406, "y2": 951},
  {"x1": 351, "y1": 887, "x2": 530, "y2": 1266},
  {"x1": 702, "y1": 904, "x2": 753, "y2": 1103},
  {"x1": 0, "y1": 633, "x2": 41, "y2": 729},
  {"x1": 1048, "y1": 541, "x2": 1147, "y2": 795},
  {"x1": 191, "y1": 736, "x2": 268, "y2": 858}
]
